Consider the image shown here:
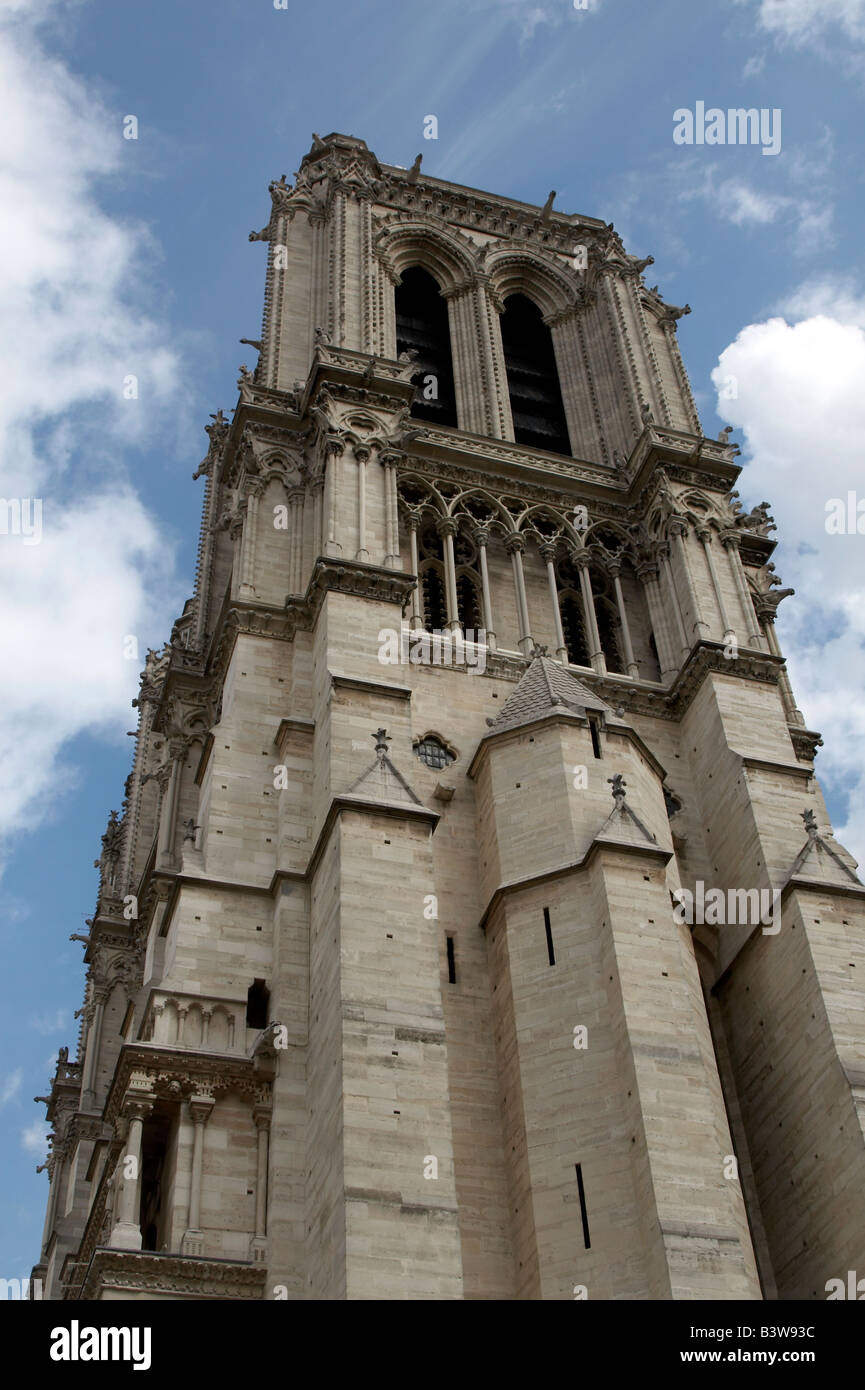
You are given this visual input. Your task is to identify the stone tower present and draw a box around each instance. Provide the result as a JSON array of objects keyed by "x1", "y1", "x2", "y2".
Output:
[{"x1": 34, "y1": 133, "x2": 865, "y2": 1302}]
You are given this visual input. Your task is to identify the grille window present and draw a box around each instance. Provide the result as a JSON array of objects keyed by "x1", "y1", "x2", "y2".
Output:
[
  {"x1": 414, "y1": 736, "x2": 455, "y2": 771},
  {"x1": 501, "y1": 293, "x2": 571, "y2": 455}
]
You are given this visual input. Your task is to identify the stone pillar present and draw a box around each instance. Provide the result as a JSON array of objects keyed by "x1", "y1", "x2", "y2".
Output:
[
  {"x1": 238, "y1": 483, "x2": 262, "y2": 599},
  {"x1": 157, "y1": 738, "x2": 187, "y2": 870},
  {"x1": 288, "y1": 488, "x2": 305, "y2": 594},
  {"x1": 505, "y1": 534, "x2": 533, "y2": 656},
  {"x1": 437, "y1": 518, "x2": 461, "y2": 633},
  {"x1": 697, "y1": 527, "x2": 733, "y2": 641},
  {"x1": 182, "y1": 1095, "x2": 214, "y2": 1255},
  {"x1": 355, "y1": 445, "x2": 370, "y2": 561},
  {"x1": 723, "y1": 533, "x2": 765, "y2": 650},
  {"x1": 311, "y1": 478, "x2": 324, "y2": 564},
  {"x1": 659, "y1": 543, "x2": 690, "y2": 661},
  {"x1": 407, "y1": 515, "x2": 423, "y2": 629},
  {"x1": 109, "y1": 1098, "x2": 153, "y2": 1250},
  {"x1": 759, "y1": 610, "x2": 806, "y2": 726},
  {"x1": 669, "y1": 519, "x2": 707, "y2": 643},
  {"x1": 609, "y1": 560, "x2": 640, "y2": 678},
  {"x1": 540, "y1": 543, "x2": 568, "y2": 663},
  {"x1": 323, "y1": 438, "x2": 343, "y2": 556},
  {"x1": 381, "y1": 452, "x2": 400, "y2": 569},
  {"x1": 250, "y1": 1104, "x2": 272, "y2": 1263},
  {"x1": 80, "y1": 984, "x2": 109, "y2": 1111},
  {"x1": 637, "y1": 558, "x2": 678, "y2": 680},
  {"x1": 547, "y1": 309, "x2": 588, "y2": 460},
  {"x1": 473, "y1": 528, "x2": 496, "y2": 652},
  {"x1": 575, "y1": 552, "x2": 606, "y2": 674}
]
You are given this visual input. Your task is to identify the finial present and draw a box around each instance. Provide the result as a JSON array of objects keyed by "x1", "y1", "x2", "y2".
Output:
[
  {"x1": 529, "y1": 643, "x2": 549, "y2": 659},
  {"x1": 183, "y1": 819, "x2": 200, "y2": 844},
  {"x1": 374, "y1": 728, "x2": 391, "y2": 759},
  {"x1": 608, "y1": 773, "x2": 627, "y2": 808},
  {"x1": 802, "y1": 808, "x2": 818, "y2": 839}
]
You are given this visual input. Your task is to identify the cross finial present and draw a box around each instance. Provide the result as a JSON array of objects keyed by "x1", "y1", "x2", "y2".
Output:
[
  {"x1": 530, "y1": 643, "x2": 549, "y2": 659},
  {"x1": 802, "y1": 808, "x2": 818, "y2": 839},
  {"x1": 374, "y1": 728, "x2": 391, "y2": 759},
  {"x1": 608, "y1": 773, "x2": 627, "y2": 807}
]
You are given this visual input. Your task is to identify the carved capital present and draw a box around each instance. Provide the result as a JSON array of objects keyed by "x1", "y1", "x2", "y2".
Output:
[
  {"x1": 436, "y1": 517, "x2": 459, "y2": 539},
  {"x1": 503, "y1": 533, "x2": 525, "y2": 556}
]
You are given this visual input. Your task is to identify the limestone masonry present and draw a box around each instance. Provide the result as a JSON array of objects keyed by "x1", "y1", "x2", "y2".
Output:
[{"x1": 34, "y1": 133, "x2": 865, "y2": 1301}]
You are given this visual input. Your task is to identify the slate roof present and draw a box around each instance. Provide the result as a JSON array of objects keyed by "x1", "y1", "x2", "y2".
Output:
[{"x1": 485, "y1": 653, "x2": 612, "y2": 736}]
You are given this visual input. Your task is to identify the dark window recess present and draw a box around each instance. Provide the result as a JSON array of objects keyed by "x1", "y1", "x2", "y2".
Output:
[
  {"x1": 415, "y1": 736, "x2": 455, "y2": 771},
  {"x1": 446, "y1": 935, "x2": 456, "y2": 984},
  {"x1": 588, "y1": 717, "x2": 602, "y2": 760},
  {"x1": 543, "y1": 907, "x2": 556, "y2": 966},
  {"x1": 559, "y1": 592, "x2": 591, "y2": 667},
  {"x1": 595, "y1": 597, "x2": 623, "y2": 673},
  {"x1": 139, "y1": 1112, "x2": 172, "y2": 1253},
  {"x1": 421, "y1": 565, "x2": 448, "y2": 631},
  {"x1": 500, "y1": 293, "x2": 571, "y2": 455},
  {"x1": 246, "y1": 978, "x2": 270, "y2": 1029},
  {"x1": 456, "y1": 573, "x2": 483, "y2": 630},
  {"x1": 395, "y1": 266, "x2": 458, "y2": 427},
  {"x1": 647, "y1": 631, "x2": 661, "y2": 680},
  {"x1": 575, "y1": 1163, "x2": 591, "y2": 1249}
]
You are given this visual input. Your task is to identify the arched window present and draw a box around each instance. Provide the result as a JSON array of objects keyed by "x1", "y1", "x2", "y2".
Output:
[
  {"x1": 560, "y1": 591, "x2": 591, "y2": 667},
  {"x1": 500, "y1": 293, "x2": 570, "y2": 455},
  {"x1": 414, "y1": 735, "x2": 456, "y2": 771},
  {"x1": 418, "y1": 522, "x2": 448, "y2": 630},
  {"x1": 395, "y1": 267, "x2": 458, "y2": 428}
]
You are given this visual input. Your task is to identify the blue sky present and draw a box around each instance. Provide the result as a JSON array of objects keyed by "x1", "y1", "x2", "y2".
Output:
[{"x1": 2, "y1": 0, "x2": 864, "y2": 1281}]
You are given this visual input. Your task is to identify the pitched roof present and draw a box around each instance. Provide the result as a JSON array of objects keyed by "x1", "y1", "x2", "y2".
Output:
[
  {"x1": 484, "y1": 654, "x2": 611, "y2": 737},
  {"x1": 785, "y1": 823, "x2": 862, "y2": 891}
]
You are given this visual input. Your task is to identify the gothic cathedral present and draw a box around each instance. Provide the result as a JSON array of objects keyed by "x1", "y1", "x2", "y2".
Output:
[{"x1": 34, "y1": 134, "x2": 865, "y2": 1301}]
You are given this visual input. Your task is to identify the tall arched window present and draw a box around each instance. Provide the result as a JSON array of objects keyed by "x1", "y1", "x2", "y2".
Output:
[
  {"x1": 418, "y1": 522, "x2": 448, "y2": 630},
  {"x1": 395, "y1": 267, "x2": 458, "y2": 428},
  {"x1": 500, "y1": 293, "x2": 571, "y2": 455}
]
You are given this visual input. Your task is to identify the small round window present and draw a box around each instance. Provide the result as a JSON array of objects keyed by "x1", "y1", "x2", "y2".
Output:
[{"x1": 414, "y1": 735, "x2": 455, "y2": 771}]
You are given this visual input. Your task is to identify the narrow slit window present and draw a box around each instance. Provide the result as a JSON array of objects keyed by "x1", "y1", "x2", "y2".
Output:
[
  {"x1": 588, "y1": 717, "x2": 602, "y2": 760},
  {"x1": 575, "y1": 1163, "x2": 591, "y2": 1249},
  {"x1": 543, "y1": 907, "x2": 555, "y2": 967},
  {"x1": 446, "y1": 935, "x2": 456, "y2": 984},
  {"x1": 246, "y1": 978, "x2": 270, "y2": 1029}
]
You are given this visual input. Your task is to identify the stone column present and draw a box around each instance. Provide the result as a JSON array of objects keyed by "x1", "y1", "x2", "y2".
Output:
[
  {"x1": 238, "y1": 483, "x2": 262, "y2": 598},
  {"x1": 609, "y1": 560, "x2": 640, "y2": 678},
  {"x1": 547, "y1": 308, "x2": 588, "y2": 461},
  {"x1": 473, "y1": 527, "x2": 497, "y2": 652},
  {"x1": 288, "y1": 488, "x2": 305, "y2": 594},
  {"x1": 759, "y1": 609, "x2": 805, "y2": 726},
  {"x1": 540, "y1": 543, "x2": 568, "y2": 663},
  {"x1": 157, "y1": 738, "x2": 187, "y2": 870},
  {"x1": 669, "y1": 519, "x2": 707, "y2": 644},
  {"x1": 723, "y1": 533, "x2": 765, "y2": 650},
  {"x1": 437, "y1": 518, "x2": 461, "y2": 633},
  {"x1": 575, "y1": 552, "x2": 606, "y2": 674},
  {"x1": 182, "y1": 1095, "x2": 214, "y2": 1255},
  {"x1": 697, "y1": 527, "x2": 733, "y2": 641},
  {"x1": 109, "y1": 1098, "x2": 153, "y2": 1250},
  {"x1": 659, "y1": 543, "x2": 690, "y2": 661},
  {"x1": 250, "y1": 1104, "x2": 272, "y2": 1262},
  {"x1": 80, "y1": 983, "x2": 109, "y2": 1111},
  {"x1": 323, "y1": 438, "x2": 343, "y2": 556},
  {"x1": 407, "y1": 515, "x2": 423, "y2": 629},
  {"x1": 381, "y1": 452, "x2": 401, "y2": 569},
  {"x1": 637, "y1": 558, "x2": 678, "y2": 680},
  {"x1": 355, "y1": 444, "x2": 370, "y2": 561},
  {"x1": 311, "y1": 477, "x2": 324, "y2": 564},
  {"x1": 505, "y1": 534, "x2": 533, "y2": 656}
]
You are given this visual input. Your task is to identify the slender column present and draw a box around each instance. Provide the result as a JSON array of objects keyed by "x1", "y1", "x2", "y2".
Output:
[
  {"x1": 109, "y1": 1098, "x2": 153, "y2": 1249},
  {"x1": 540, "y1": 543, "x2": 568, "y2": 663},
  {"x1": 759, "y1": 609, "x2": 805, "y2": 726},
  {"x1": 381, "y1": 454, "x2": 396, "y2": 567},
  {"x1": 323, "y1": 439, "x2": 343, "y2": 556},
  {"x1": 660, "y1": 543, "x2": 690, "y2": 660},
  {"x1": 609, "y1": 560, "x2": 640, "y2": 678},
  {"x1": 575, "y1": 552, "x2": 606, "y2": 674},
  {"x1": 669, "y1": 519, "x2": 708, "y2": 643},
  {"x1": 238, "y1": 485, "x2": 261, "y2": 598},
  {"x1": 158, "y1": 738, "x2": 187, "y2": 869},
  {"x1": 723, "y1": 533, "x2": 765, "y2": 649},
  {"x1": 407, "y1": 516, "x2": 422, "y2": 629},
  {"x1": 253, "y1": 1106, "x2": 271, "y2": 1239},
  {"x1": 80, "y1": 984, "x2": 109, "y2": 1110},
  {"x1": 181, "y1": 1095, "x2": 214, "y2": 1255},
  {"x1": 311, "y1": 479, "x2": 323, "y2": 562},
  {"x1": 437, "y1": 518, "x2": 461, "y2": 633},
  {"x1": 637, "y1": 558, "x2": 678, "y2": 680},
  {"x1": 473, "y1": 527, "x2": 497, "y2": 651},
  {"x1": 355, "y1": 445, "x2": 370, "y2": 561},
  {"x1": 504, "y1": 534, "x2": 533, "y2": 656},
  {"x1": 697, "y1": 527, "x2": 733, "y2": 640}
]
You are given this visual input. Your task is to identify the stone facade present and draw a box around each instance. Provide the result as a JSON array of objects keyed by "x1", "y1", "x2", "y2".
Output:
[{"x1": 33, "y1": 134, "x2": 865, "y2": 1301}]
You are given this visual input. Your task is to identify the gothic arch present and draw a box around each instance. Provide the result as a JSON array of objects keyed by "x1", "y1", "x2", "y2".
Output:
[
  {"x1": 374, "y1": 219, "x2": 478, "y2": 296},
  {"x1": 483, "y1": 246, "x2": 580, "y2": 321}
]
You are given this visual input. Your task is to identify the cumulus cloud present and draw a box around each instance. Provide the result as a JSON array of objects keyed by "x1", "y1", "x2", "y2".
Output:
[
  {"x1": 0, "y1": 3, "x2": 186, "y2": 858},
  {"x1": 737, "y1": 0, "x2": 865, "y2": 75},
  {"x1": 712, "y1": 279, "x2": 865, "y2": 864},
  {"x1": 0, "y1": 1070, "x2": 23, "y2": 1105},
  {"x1": 21, "y1": 1120, "x2": 50, "y2": 1154}
]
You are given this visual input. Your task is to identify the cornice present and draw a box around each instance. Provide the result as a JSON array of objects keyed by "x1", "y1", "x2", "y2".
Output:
[{"x1": 79, "y1": 1249, "x2": 267, "y2": 1302}]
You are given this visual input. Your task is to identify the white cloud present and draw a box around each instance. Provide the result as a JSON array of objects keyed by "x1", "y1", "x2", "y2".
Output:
[
  {"x1": 749, "y1": 0, "x2": 865, "y2": 44},
  {"x1": 743, "y1": 53, "x2": 767, "y2": 76},
  {"x1": 21, "y1": 1120, "x2": 50, "y2": 1154},
  {"x1": 30, "y1": 1008, "x2": 69, "y2": 1037},
  {"x1": 712, "y1": 281, "x2": 865, "y2": 865},
  {"x1": 0, "y1": 3, "x2": 186, "y2": 859},
  {"x1": 0, "y1": 1070, "x2": 23, "y2": 1105}
]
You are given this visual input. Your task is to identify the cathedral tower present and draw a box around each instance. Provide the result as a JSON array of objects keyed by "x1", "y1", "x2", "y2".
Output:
[{"x1": 34, "y1": 134, "x2": 865, "y2": 1301}]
